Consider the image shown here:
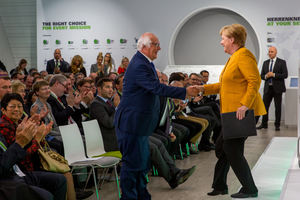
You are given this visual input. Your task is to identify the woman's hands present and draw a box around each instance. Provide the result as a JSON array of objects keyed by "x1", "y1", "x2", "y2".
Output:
[{"x1": 236, "y1": 105, "x2": 249, "y2": 120}]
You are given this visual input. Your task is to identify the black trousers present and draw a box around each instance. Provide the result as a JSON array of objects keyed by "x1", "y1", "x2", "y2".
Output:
[
  {"x1": 262, "y1": 86, "x2": 283, "y2": 127},
  {"x1": 212, "y1": 131, "x2": 258, "y2": 194},
  {"x1": 149, "y1": 136, "x2": 180, "y2": 182}
]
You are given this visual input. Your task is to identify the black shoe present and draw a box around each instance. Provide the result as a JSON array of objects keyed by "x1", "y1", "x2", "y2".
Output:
[
  {"x1": 198, "y1": 144, "x2": 213, "y2": 151},
  {"x1": 256, "y1": 124, "x2": 268, "y2": 129},
  {"x1": 207, "y1": 189, "x2": 228, "y2": 196},
  {"x1": 76, "y1": 190, "x2": 94, "y2": 199},
  {"x1": 168, "y1": 166, "x2": 196, "y2": 189},
  {"x1": 231, "y1": 192, "x2": 258, "y2": 198},
  {"x1": 275, "y1": 126, "x2": 280, "y2": 131}
]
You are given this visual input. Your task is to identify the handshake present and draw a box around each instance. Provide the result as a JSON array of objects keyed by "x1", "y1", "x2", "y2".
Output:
[{"x1": 185, "y1": 85, "x2": 205, "y2": 100}]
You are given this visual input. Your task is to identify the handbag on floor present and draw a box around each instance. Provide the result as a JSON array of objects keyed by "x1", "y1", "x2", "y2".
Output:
[{"x1": 38, "y1": 141, "x2": 70, "y2": 173}]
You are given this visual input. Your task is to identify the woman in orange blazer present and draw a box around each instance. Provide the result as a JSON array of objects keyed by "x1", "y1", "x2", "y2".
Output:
[{"x1": 198, "y1": 24, "x2": 266, "y2": 199}]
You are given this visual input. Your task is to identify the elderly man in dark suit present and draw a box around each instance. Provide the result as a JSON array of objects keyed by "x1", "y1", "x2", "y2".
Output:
[
  {"x1": 257, "y1": 46, "x2": 288, "y2": 131},
  {"x1": 113, "y1": 32, "x2": 199, "y2": 200},
  {"x1": 46, "y1": 49, "x2": 68, "y2": 74}
]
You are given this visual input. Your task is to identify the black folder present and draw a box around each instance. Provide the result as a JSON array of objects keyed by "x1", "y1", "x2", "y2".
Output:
[{"x1": 221, "y1": 109, "x2": 257, "y2": 140}]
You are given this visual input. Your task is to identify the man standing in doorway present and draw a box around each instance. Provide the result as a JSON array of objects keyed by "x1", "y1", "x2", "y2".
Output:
[
  {"x1": 257, "y1": 46, "x2": 288, "y2": 131},
  {"x1": 113, "y1": 32, "x2": 199, "y2": 200}
]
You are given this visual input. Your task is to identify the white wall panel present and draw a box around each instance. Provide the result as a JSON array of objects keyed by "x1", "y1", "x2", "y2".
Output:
[{"x1": 0, "y1": 0, "x2": 36, "y2": 72}]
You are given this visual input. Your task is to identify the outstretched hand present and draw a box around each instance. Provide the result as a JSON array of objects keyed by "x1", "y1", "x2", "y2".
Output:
[{"x1": 186, "y1": 86, "x2": 200, "y2": 99}]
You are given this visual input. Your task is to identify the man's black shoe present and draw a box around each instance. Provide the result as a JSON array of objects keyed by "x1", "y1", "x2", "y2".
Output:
[
  {"x1": 168, "y1": 166, "x2": 196, "y2": 189},
  {"x1": 76, "y1": 190, "x2": 94, "y2": 199},
  {"x1": 207, "y1": 189, "x2": 228, "y2": 196},
  {"x1": 231, "y1": 192, "x2": 258, "y2": 198},
  {"x1": 275, "y1": 126, "x2": 280, "y2": 131},
  {"x1": 256, "y1": 124, "x2": 268, "y2": 129},
  {"x1": 198, "y1": 144, "x2": 213, "y2": 151}
]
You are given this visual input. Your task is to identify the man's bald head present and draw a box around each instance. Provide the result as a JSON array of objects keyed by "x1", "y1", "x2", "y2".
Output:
[
  {"x1": 170, "y1": 80, "x2": 183, "y2": 88},
  {"x1": 268, "y1": 46, "x2": 277, "y2": 60}
]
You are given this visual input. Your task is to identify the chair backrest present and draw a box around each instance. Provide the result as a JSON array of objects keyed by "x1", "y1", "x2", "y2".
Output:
[
  {"x1": 59, "y1": 123, "x2": 87, "y2": 164},
  {"x1": 82, "y1": 120, "x2": 106, "y2": 158}
]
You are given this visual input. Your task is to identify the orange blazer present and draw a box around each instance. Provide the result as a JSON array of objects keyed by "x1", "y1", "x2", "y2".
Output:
[{"x1": 204, "y1": 47, "x2": 266, "y2": 116}]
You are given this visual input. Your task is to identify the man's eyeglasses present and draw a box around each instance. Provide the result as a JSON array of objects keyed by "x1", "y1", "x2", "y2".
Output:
[
  {"x1": 151, "y1": 43, "x2": 160, "y2": 47},
  {"x1": 59, "y1": 82, "x2": 66, "y2": 88}
]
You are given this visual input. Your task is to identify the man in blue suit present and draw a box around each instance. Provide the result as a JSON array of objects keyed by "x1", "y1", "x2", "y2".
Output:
[{"x1": 114, "y1": 32, "x2": 199, "y2": 200}]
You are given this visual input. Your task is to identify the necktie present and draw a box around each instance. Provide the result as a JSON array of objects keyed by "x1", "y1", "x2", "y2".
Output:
[
  {"x1": 55, "y1": 61, "x2": 58, "y2": 68},
  {"x1": 269, "y1": 60, "x2": 273, "y2": 84},
  {"x1": 107, "y1": 100, "x2": 112, "y2": 107}
]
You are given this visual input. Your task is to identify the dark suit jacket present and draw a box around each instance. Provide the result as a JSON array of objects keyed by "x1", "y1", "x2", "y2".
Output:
[
  {"x1": 0, "y1": 134, "x2": 26, "y2": 178},
  {"x1": 46, "y1": 94, "x2": 82, "y2": 127},
  {"x1": 113, "y1": 51, "x2": 186, "y2": 136},
  {"x1": 261, "y1": 57, "x2": 288, "y2": 94},
  {"x1": 90, "y1": 96, "x2": 119, "y2": 152},
  {"x1": 46, "y1": 59, "x2": 68, "y2": 74}
]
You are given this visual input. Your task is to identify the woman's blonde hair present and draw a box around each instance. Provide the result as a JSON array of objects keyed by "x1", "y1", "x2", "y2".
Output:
[
  {"x1": 219, "y1": 24, "x2": 247, "y2": 47},
  {"x1": 11, "y1": 80, "x2": 25, "y2": 93},
  {"x1": 71, "y1": 55, "x2": 83, "y2": 67},
  {"x1": 120, "y1": 57, "x2": 129, "y2": 68},
  {"x1": 97, "y1": 52, "x2": 103, "y2": 60},
  {"x1": 104, "y1": 53, "x2": 112, "y2": 69}
]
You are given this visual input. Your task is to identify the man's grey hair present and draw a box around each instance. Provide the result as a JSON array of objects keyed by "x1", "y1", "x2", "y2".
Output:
[
  {"x1": 198, "y1": 74, "x2": 203, "y2": 79},
  {"x1": 49, "y1": 74, "x2": 67, "y2": 87},
  {"x1": 137, "y1": 33, "x2": 152, "y2": 51}
]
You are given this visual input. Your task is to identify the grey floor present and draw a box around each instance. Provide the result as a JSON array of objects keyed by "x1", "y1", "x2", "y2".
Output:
[{"x1": 86, "y1": 122, "x2": 297, "y2": 200}]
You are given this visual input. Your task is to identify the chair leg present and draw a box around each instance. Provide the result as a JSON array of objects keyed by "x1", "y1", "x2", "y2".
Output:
[
  {"x1": 179, "y1": 143, "x2": 183, "y2": 160},
  {"x1": 146, "y1": 174, "x2": 149, "y2": 183},
  {"x1": 92, "y1": 167, "x2": 99, "y2": 200},
  {"x1": 152, "y1": 166, "x2": 156, "y2": 176},
  {"x1": 186, "y1": 143, "x2": 190, "y2": 156},
  {"x1": 114, "y1": 164, "x2": 121, "y2": 199},
  {"x1": 108, "y1": 167, "x2": 114, "y2": 182},
  {"x1": 100, "y1": 168, "x2": 109, "y2": 190},
  {"x1": 97, "y1": 168, "x2": 106, "y2": 188},
  {"x1": 84, "y1": 167, "x2": 93, "y2": 190}
]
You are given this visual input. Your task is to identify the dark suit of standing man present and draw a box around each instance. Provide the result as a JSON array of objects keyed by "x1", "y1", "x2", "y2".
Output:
[
  {"x1": 113, "y1": 32, "x2": 198, "y2": 200},
  {"x1": 46, "y1": 49, "x2": 68, "y2": 74},
  {"x1": 257, "y1": 46, "x2": 288, "y2": 131}
]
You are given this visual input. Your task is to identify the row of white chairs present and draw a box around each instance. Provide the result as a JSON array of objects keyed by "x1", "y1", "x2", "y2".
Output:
[{"x1": 59, "y1": 120, "x2": 121, "y2": 200}]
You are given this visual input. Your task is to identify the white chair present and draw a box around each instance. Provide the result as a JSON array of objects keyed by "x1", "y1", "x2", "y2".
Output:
[
  {"x1": 82, "y1": 120, "x2": 121, "y2": 198},
  {"x1": 59, "y1": 123, "x2": 117, "y2": 200}
]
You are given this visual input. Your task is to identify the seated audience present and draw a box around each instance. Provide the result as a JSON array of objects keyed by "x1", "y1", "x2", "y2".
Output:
[
  {"x1": 103, "y1": 53, "x2": 116, "y2": 74},
  {"x1": 0, "y1": 69, "x2": 9, "y2": 77},
  {"x1": 0, "y1": 93, "x2": 75, "y2": 199},
  {"x1": 90, "y1": 52, "x2": 104, "y2": 75},
  {"x1": 0, "y1": 121, "x2": 67, "y2": 200},
  {"x1": 117, "y1": 57, "x2": 129, "y2": 74},
  {"x1": 40, "y1": 70, "x2": 48, "y2": 79},
  {"x1": 68, "y1": 55, "x2": 87, "y2": 77},
  {"x1": 90, "y1": 77, "x2": 119, "y2": 152},
  {"x1": 31, "y1": 80, "x2": 64, "y2": 155},
  {"x1": 12, "y1": 59, "x2": 28, "y2": 75},
  {"x1": 31, "y1": 72, "x2": 41, "y2": 78},
  {"x1": 11, "y1": 72, "x2": 24, "y2": 82}
]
